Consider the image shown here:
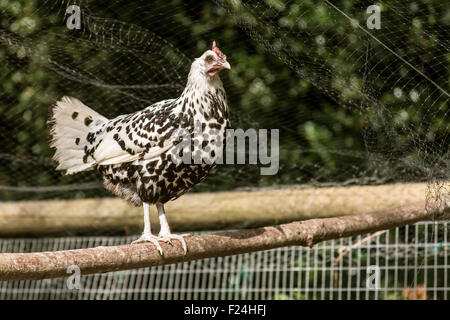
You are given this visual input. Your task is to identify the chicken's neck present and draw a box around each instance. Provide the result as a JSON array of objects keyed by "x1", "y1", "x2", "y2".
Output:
[
  {"x1": 183, "y1": 69, "x2": 224, "y2": 97},
  {"x1": 176, "y1": 71, "x2": 227, "y2": 122}
]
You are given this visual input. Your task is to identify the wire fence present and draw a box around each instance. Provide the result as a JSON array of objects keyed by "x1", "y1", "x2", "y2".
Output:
[{"x1": 0, "y1": 221, "x2": 448, "y2": 300}]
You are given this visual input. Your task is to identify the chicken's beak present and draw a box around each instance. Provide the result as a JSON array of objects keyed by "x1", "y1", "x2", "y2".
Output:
[
  {"x1": 222, "y1": 60, "x2": 231, "y2": 70},
  {"x1": 207, "y1": 60, "x2": 231, "y2": 76}
]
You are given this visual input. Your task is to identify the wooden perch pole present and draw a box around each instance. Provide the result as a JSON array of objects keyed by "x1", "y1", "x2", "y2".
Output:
[
  {"x1": 0, "y1": 196, "x2": 448, "y2": 281},
  {"x1": 0, "y1": 183, "x2": 428, "y2": 236}
]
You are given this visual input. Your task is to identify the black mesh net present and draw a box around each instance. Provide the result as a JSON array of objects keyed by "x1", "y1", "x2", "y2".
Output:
[{"x1": 0, "y1": 0, "x2": 448, "y2": 202}]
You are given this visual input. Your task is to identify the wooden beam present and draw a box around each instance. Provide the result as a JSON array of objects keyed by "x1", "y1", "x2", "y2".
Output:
[{"x1": 0, "y1": 183, "x2": 427, "y2": 236}]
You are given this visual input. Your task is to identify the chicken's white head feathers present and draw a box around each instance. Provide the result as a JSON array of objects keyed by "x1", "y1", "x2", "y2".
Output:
[{"x1": 189, "y1": 41, "x2": 231, "y2": 83}]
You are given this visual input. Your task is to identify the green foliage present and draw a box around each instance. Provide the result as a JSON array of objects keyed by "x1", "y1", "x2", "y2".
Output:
[{"x1": 0, "y1": 0, "x2": 448, "y2": 200}]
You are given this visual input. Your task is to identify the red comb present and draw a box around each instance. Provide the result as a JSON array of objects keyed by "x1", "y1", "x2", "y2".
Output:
[{"x1": 212, "y1": 40, "x2": 226, "y2": 59}]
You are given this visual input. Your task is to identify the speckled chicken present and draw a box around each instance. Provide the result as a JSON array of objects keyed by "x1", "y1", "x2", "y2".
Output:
[{"x1": 48, "y1": 42, "x2": 231, "y2": 254}]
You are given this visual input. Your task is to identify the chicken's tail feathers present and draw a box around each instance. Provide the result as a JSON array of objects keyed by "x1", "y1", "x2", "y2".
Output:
[{"x1": 48, "y1": 96, "x2": 108, "y2": 175}]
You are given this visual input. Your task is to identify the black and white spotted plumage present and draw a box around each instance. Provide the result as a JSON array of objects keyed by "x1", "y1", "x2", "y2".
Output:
[{"x1": 48, "y1": 45, "x2": 231, "y2": 208}]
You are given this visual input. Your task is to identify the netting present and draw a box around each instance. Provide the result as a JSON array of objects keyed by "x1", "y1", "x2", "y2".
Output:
[
  {"x1": 0, "y1": 0, "x2": 448, "y2": 301},
  {"x1": 1, "y1": 222, "x2": 448, "y2": 300},
  {"x1": 0, "y1": 0, "x2": 448, "y2": 202}
]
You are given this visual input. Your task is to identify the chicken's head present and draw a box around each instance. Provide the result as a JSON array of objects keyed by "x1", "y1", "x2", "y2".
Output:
[{"x1": 197, "y1": 41, "x2": 231, "y2": 77}]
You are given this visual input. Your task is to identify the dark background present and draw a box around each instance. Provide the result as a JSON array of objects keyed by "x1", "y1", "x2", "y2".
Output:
[{"x1": 0, "y1": 0, "x2": 448, "y2": 201}]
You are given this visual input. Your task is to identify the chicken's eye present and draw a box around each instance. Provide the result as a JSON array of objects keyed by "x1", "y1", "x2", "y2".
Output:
[{"x1": 205, "y1": 55, "x2": 214, "y2": 63}]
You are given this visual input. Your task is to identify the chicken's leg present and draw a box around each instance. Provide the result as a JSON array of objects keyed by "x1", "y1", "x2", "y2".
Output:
[
  {"x1": 131, "y1": 202, "x2": 163, "y2": 255},
  {"x1": 156, "y1": 202, "x2": 188, "y2": 254}
]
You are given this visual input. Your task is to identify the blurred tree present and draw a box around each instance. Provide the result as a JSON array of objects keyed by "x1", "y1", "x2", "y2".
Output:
[{"x1": 0, "y1": 0, "x2": 448, "y2": 200}]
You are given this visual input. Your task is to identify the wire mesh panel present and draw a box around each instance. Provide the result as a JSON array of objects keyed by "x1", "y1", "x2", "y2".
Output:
[{"x1": 0, "y1": 221, "x2": 448, "y2": 300}]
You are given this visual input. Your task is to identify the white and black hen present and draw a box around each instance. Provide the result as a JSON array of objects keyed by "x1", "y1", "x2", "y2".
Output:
[{"x1": 48, "y1": 41, "x2": 231, "y2": 255}]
